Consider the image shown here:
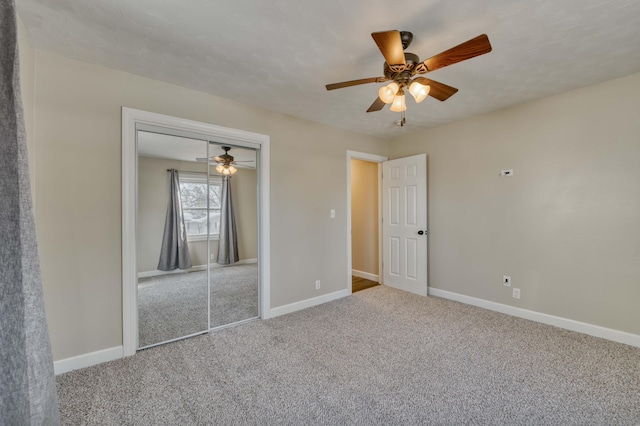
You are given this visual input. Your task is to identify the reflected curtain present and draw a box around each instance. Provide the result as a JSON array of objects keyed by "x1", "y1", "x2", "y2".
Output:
[
  {"x1": 158, "y1": 169, "x2": 192, "y2": 270},
  {"x1": 0, "y1": 1, "x2": 60, "y2": 423},
  {"x1": 216, "y1": 176, "x2": 239, "y2": 265}
]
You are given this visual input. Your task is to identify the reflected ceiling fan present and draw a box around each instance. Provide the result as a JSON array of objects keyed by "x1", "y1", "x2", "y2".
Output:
[
  {"x1": 196, "y1": 146, "x2": 253, "y2": 175},
  {"x1": 326, "y1": 31, "x2": 492, "y2": 125}
]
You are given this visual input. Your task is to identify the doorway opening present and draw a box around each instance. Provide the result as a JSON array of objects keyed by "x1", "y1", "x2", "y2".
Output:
[{"x1": 346, "y1": 151, "x2": 388, "y2": 293}]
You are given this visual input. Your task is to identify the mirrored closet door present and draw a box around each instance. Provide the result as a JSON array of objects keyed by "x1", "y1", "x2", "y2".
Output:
[
  {"x1": 136, "y1": 128, "x2": 258, "y2": 349},
  {"x1": 207, "y1": 143, "x2": 259, "y2": 329}
]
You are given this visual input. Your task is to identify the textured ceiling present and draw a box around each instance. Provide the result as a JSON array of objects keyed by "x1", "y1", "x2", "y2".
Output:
[{"x1": 17, "y1": 0, "x2": 640, "y2": 139}]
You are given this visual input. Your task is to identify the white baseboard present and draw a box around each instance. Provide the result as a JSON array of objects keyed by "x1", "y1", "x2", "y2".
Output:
[
  {"x1": 352, "y1": 269, "x2": 379, "y2": 282},
  {"x1": 138, "y1": 258, "x2": 258, "y2": 278},
  {"x1": 269, "y1": 289, "x2": 350, "y2": 318},
  {"x1": 54, "y1": 346, "x2": 123, "y2": 375},
  {"x1": 211, "y1": 256, "x2": 258, "y2": 265},
  {"x1": 231, "y1": 258, "x2": 258, "y2": 266},
  {"x1": 138, "y1": 264, "x2": 207, "y2": 278},
  {"x1": 428, "y1": 287, "x2": 640, "y2": 348}
]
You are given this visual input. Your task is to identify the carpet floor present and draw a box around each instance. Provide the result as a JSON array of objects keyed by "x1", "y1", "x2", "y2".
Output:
[
  {"x1": 138, "y1": 264, "x2": 258, "y2": 347},
  {"x1": 57, "y1": 286, "x2": 640, "y2": 425}
]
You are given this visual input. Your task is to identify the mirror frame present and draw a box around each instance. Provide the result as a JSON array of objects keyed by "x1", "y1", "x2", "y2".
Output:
[{"x1": 122, "y1": 107, "x2": 271, "y2": 356}]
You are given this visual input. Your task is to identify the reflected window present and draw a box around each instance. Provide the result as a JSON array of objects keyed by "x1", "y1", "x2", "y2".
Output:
[{"x1": 178, "y1": 173, "x2": 222, "y2": 240}]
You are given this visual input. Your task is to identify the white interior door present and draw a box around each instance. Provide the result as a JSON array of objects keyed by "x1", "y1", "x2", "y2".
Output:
[{"x1": 382, "y1": 154, "x2": 428, "y2": 296}]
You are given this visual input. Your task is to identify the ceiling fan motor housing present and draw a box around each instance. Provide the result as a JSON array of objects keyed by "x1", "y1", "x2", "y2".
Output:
[
  {"x1": 214, "y1": 146, "x2": 235, "y2": 164},
  {"x1": 384, "y1": 52, "x2": 420, "y2": 84},
  {"x1": 399, "y1": 31, "x2": 413, "y2": 49}
]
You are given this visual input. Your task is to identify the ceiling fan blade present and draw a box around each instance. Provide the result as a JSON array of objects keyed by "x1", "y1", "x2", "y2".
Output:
[
  {"x1": 417, "y1": 34, "x2": 492, "y2": 74},
  {"x1": 371, "y1": 30, "x2": 406, "y2": 71},
  {"x1": 195, "y1": 157, "x2": 211, "y2": 162},
  {"x1": 413, "y1": 77, "x2": 459, "y2": 101},
  {"x1": 366, "y1": 97, "x2": 386, "y2": 113},
  {"x1": 326, "y1": 77, "x2": 386, "y2": 91}
]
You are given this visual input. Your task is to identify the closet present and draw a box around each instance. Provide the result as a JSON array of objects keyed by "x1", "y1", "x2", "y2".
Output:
[{"x1": 136, "y1": 127, "x2": 258, "y2": 349}]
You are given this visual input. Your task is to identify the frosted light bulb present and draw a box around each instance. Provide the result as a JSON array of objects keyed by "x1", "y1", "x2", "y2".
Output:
[{"x1": 378, "y1": 82, "x2": 399, "y2": 104}]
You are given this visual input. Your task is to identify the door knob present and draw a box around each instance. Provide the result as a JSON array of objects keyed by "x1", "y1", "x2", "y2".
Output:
[{"x1": 418, "y1": 230, "x2": 424, "y2": 235}]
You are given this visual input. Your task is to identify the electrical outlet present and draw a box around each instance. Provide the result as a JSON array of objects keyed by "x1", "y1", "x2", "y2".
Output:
[
  {"x1": 330, "y1": 209, "x2": 336, "y2": 219},
  {"x1": 512, "y1": 288, "x2": 520, "y2": 299},
  {"x1": 315, "y1": 280, "x2": 321, "y2": 290},
  {"x1": 503, "y1": 275, "x2": 511, "y2": 287}
]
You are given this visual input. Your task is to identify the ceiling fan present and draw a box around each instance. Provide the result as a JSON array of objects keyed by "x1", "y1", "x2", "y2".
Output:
[
  {"x1": 326, "y1": 30, "x2": 492, "y2": 124},
  {"x1": 196, "y1": 146, "x2": 253, "y2": 175}
]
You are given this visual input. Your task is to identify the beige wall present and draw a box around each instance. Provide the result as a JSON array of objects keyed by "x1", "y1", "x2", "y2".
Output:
[
  {"x1": 137, "y1": 157, "x2": 257, "y2": 273},
  {"x1": 31, "y1": 51, "x2": 387, "y2": 360},
  {"x1": 351, "y1": 159, "x2": 378, "y2": 276},
  {"x1": 389, "y1": 72, "x2": 640, "y2": 335},
  {"x1": 231, "y1": 168, "x2": 258, "y2": 261}
]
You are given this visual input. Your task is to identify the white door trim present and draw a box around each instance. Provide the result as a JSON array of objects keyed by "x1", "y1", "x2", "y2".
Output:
[
  {"x1": 346, "y1": 150, "x2": 388, "y2": 293},
  {"x1": 122, "y1": 107, "x2": 271, "y2": 357}
]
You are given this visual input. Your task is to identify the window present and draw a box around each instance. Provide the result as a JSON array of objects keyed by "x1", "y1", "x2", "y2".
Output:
[{"x1": 178, "y1": 173, "x2": 222, "y2": 241}]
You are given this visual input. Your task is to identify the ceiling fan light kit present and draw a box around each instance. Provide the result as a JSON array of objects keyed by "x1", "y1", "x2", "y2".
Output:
[
  {"x1": 326, "y1": 30, "x2": 492, "y2": 124},
  {"x1": 196, "y1": 146, "x2": 247, "y2": 175},
  {"x1": 213, "y1": 146, "x2": 239, "y2": 175},
  {"x1": 216, "y1": 164, "x2": 237, "y2": 175}
]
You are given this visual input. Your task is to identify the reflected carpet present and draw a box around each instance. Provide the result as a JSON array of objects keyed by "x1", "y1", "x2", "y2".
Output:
[{"x1": 138, "y1": 263, "x2": 258, "y2": 347}]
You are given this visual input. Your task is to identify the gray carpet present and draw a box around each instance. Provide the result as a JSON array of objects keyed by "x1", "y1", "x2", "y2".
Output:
[
  {"x1": 138, "y1": 264, "x2": 258, "y2": 347},
  {"x1": 209, "y1": 264, "x2": 259, "y2": 329},
  {"x1": 58, "y1": 286, "x2": 640, "y2": 425}
]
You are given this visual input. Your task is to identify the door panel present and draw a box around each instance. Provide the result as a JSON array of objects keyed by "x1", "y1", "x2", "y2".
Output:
[
  {"x1": 406, "y1": 185, "x2": 417, "y2": 225},
  {"x1": 406, "y1": 238, "x2": 417, "y2": 279},
  {"x1": 390, "y1": 187, "x2": 400, "y2": 224},
  {"x1": 382, "y1": 154, "x2": 427, "y2": 296},
  {"x1": 390, "y1": 237, "x2": 400, "y2": 276}
]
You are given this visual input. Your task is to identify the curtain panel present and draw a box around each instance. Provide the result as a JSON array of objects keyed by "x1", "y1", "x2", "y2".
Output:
[
  {"x1": 157, "y1": 169, "x2": 192, "y2": 270},
  {"x1": 216, "y1": 175, "x2": 239, "y2": 265},
  {"x1": 0, "y1": 1, "x2": 60, "y2": 423}
]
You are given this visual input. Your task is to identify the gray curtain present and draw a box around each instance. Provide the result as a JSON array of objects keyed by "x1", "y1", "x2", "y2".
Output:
[
  {"x1": 157, "y1": 169, "x2": 192, "y2": 270},
  {"x1": 0, "y1": 1, "x2": 60, "y2": 423},
  {"x1": 216, "y1": 176, "x2": 239, "y2": 265}
]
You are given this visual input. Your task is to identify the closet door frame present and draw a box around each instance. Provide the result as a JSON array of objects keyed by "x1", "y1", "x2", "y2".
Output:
[{"x1": 122, "y1": 107, "x2": 271, "y2": 357}]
